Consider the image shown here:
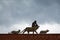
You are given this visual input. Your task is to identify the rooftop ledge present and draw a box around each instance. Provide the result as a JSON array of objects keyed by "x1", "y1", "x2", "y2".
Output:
[{"x1": 0, "y1": 34, "x2": 60, "y2": 40}]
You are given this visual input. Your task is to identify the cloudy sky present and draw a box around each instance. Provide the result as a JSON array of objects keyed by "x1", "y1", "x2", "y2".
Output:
[{"x1": 0, "y1": 0, "x2": 60, "y2": 34}]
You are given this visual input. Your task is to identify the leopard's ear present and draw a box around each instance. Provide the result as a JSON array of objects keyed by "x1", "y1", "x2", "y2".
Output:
[
  {"x1": 47, "y1": 29, "x2": 49, "y2": 31},
  {"x1": 46, "y1": 29, "x2": 48, "y2": 30},
  {"x1": 18, "y1": 29, "x2": 20, "y2": 31}
]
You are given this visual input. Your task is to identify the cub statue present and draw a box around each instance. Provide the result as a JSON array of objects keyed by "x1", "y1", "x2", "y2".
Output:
[{"x1": 39, "y1": 29, "x2": 49, "y2": 34}]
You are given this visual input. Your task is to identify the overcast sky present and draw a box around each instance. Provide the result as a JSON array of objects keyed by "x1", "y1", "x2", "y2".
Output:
[{"x1": 0, "y1": 0, "x2": 60, "y2": 34}]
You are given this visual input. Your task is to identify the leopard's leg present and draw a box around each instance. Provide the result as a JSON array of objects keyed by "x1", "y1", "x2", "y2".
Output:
[
  {"x1": 33, "y1": 31, "x2": 34, "y2": 34},
  {"x1": 35, "y1": 31, "x2": 38, "y2": 34},
  {"x1": 23, "y1": 30, "x2": 26, "y2": 34},
  {"x1": 28, "y1": 31, "x2": 29, "y2": 34}
]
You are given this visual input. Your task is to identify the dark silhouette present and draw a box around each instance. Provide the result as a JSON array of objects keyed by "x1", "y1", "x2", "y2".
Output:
[
  {"x1": 9, "y1": 30, "x2": 20, "y2": 34},
  {"x1": 39, "y1": 29, "x2": 49, "y2": 34},
  {"x1": 32, "y1": 20, "x2": 38, "y2": 27},
  {"x1": 23, "y1": 25, "x2": 39, "y2": 34}
]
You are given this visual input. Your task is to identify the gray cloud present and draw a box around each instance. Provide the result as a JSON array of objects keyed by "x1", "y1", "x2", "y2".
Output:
[{"x1": 0, "y1": 0, "x2": 60, "y2": 27}]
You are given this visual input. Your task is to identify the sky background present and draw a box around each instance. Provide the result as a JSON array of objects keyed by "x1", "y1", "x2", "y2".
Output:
[{"x1": 0, "y1": 0, "x2": 60, "y2": 34}]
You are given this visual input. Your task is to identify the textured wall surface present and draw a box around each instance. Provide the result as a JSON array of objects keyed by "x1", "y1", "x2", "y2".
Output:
[{"x1": 0, "y1": 34, "x2": 60, "y2": 40}]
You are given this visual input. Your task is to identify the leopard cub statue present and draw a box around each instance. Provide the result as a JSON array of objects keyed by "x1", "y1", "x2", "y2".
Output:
[
  {"x1": 8, "y1": 30, "x2": 20, "y2": 34},
  {"x1": 39, "y1": 29, "x2": 49, "y2": 34}
]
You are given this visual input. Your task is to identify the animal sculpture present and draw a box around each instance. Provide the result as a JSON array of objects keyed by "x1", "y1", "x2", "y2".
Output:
[
  {"x1": 23, "y1": 25, "x2": 39, "y2": 34},
  {"x1": 11, "y1": 30, "x2": 20, "y2": 34},
  {"x1": 40, "y1": 29, "x2": 49, "y2": 34}
]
